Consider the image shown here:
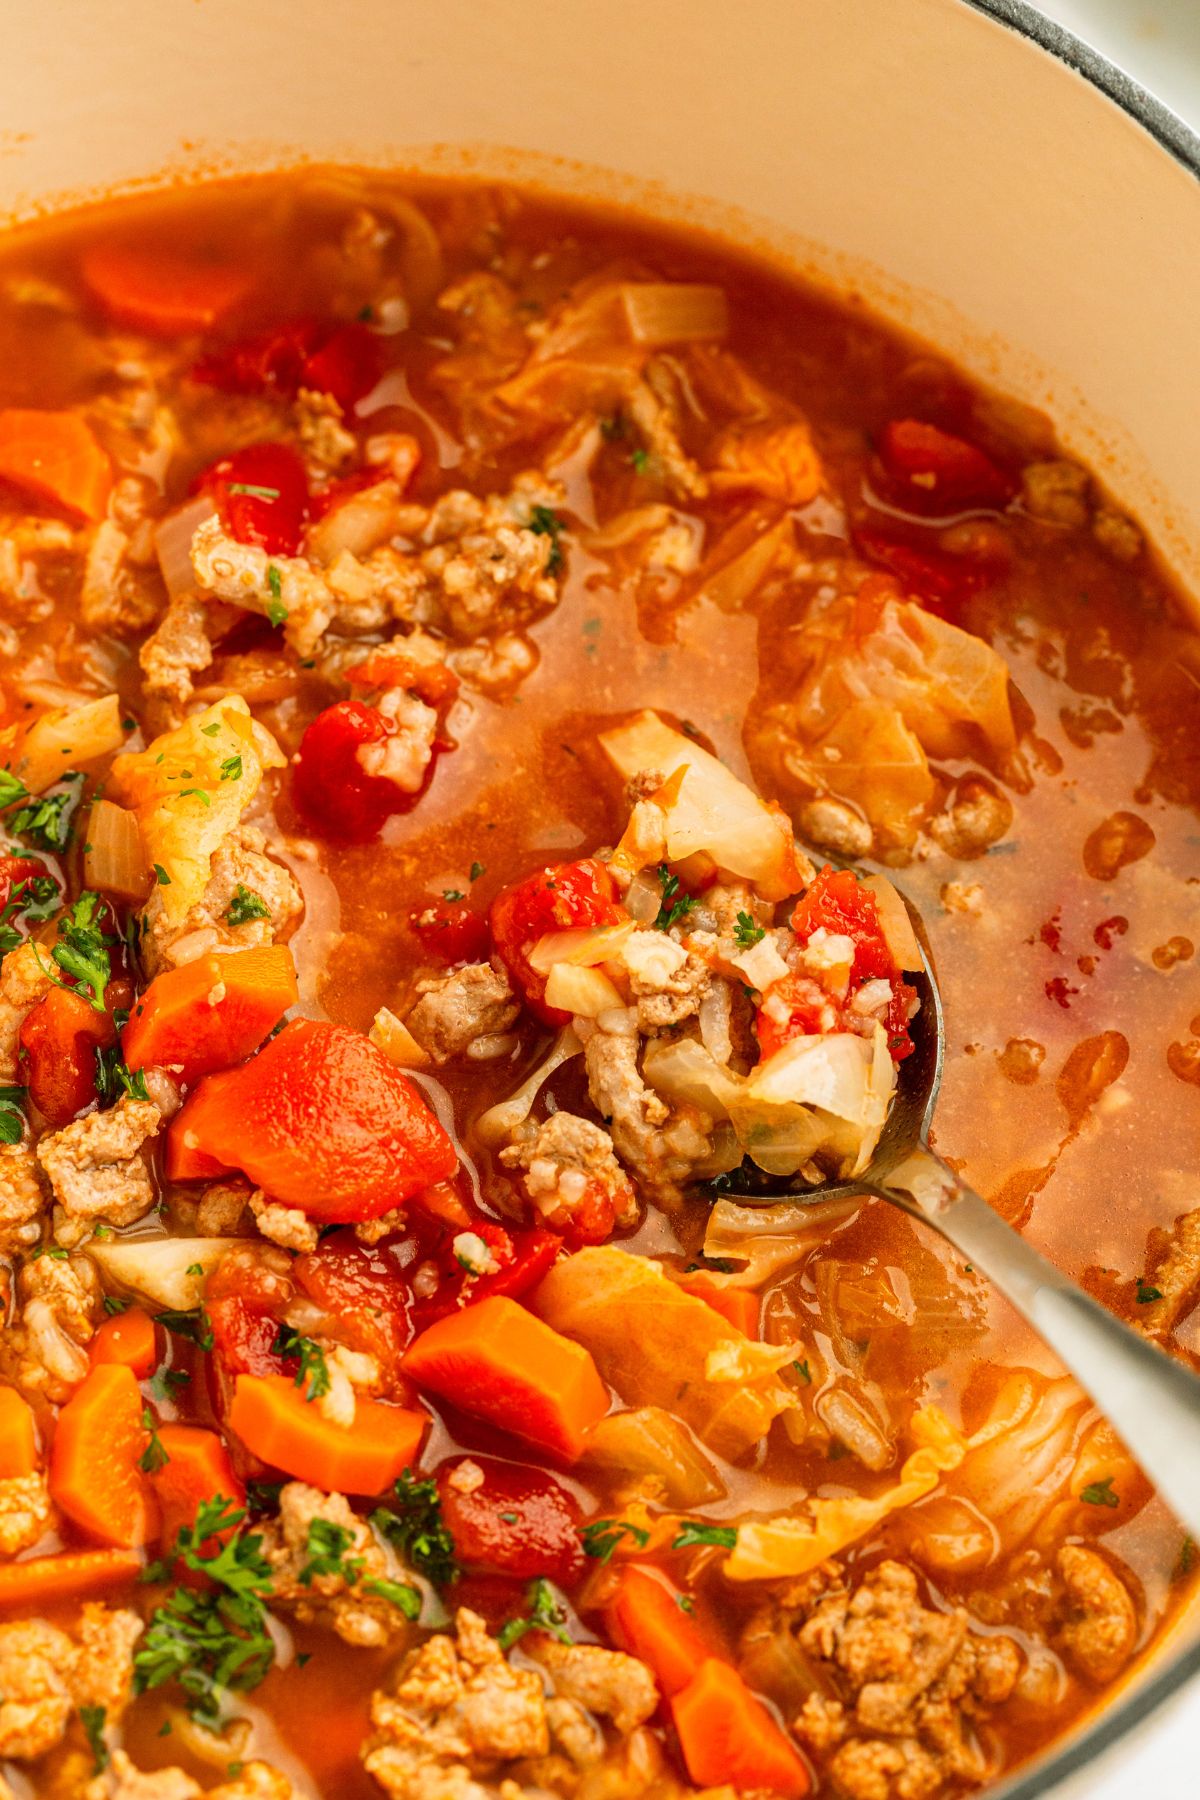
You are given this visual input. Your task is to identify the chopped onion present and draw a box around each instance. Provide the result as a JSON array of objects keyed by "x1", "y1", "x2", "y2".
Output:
[
  {"x1": 89, "y1": 1236, "x2": 229, "y2": 1311},
  {"x1": 600, "y1": 710, "x2": 804, "y2": 901},
  {"x1": 474, "y1": 1026, "x2": 581, "y2": 1148},
  {"x1": 15, "y1": 694, "x2": 125, "y2": 793},
  {"x1": 816, "y1": 1387, "x2": 895, "y2": 1472},
  {"x1": 155, "y1": 497, "x2": 216, "y2": 602},
  {"x1": 370, "y1": 1006, "x2": 430, "y2": 1069},
  {"x1": 620, "y1": 283, "x2": 729, "y2": 345},
  {"x1": 306, "y1": 478, "x2": 403, "y2": 563},
  {"x1": 623, "y1": 869, "x2": 663, "y2": 925},
  {"x1": 84, "y1": 799, "x2": 149, "y2": 901},
  {"x1": 642, "y1": 1036, "x2": 743, "y2": 1120},
  {"x1": 527, "y1": 921, "x2": 636, "y2": 976},
  {"x1": 543, "y1": 962, "x2": 624, "y2": 1018},
  {"x1": 861, "y1": 873, "x2": 923, "y2": 971},
  {"x1": 700, "y1": 513, "x2": 792, "y2": 613}
]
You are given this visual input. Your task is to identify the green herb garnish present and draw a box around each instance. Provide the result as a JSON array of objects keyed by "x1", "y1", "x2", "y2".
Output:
[
  {"x1": 671, "y1": 1521, "x2": 737, "y2": 1550},
  {"x1": 527, "y1": 504, "x2": 565, "y2": 574},
  {"x1": 497, "y1": 1578, "x2": 571, "y2": 1650},
  {"x1": 1081, "y1": 1477, "x2": 1120, "y2": 1509},
  {"x1": 733, "y1": 911, "x2": 766, "y2": 948},
  {"x1": 581, "y1": 1519, "x2": 650, "y2": 1564},
  {"x1": 370, "y1": 1469, "x2": 459, "y2": 1588},
  {"x1": 654, "y1": 864, "x2": 695, "y2": 932},
  {"x1": 226, "y1": 885, "x2": 271, "y2": 927},
  {"x1": 271, "y1": 1325, "x2": 330, "y2": 1403}
]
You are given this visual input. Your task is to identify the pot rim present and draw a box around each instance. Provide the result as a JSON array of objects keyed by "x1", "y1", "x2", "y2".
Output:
[{"x1": 972, "y1": 15, "x2": 1199, "y2": 1800}]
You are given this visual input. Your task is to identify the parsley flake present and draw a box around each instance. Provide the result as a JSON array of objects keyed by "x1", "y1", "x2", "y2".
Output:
[
  {"x1": 581, "y1": 1519, "x2": 650, "y2": 1564},
  {"x1": 370, "y1": 1469, "x2": 459, "y2": 1588},
  {"x1": 653, "y1": 864, "x2": 695, "y2": 932},
  {"x1": 527, "y1": 504, "x2": 565, "y2": 574},
  {"x1": 1081, "y1": 1477, "x2": 1120, "y2": 1509},
  {"x1": 226, "y1": 885, "x2": 271, "y2": 927},
  {"x1": 733, "y1": 911, "x2": 766, "y2": 948},
  {"x1": 497, "y1": 1578, "x2": 571, "y2": 1650},
  {"x1": 671, "y1": 1520, "x2": 737, "y2": 1550},
  {"x1": 271, "y1": 1325, "x2": 330, "y2": 1403}
]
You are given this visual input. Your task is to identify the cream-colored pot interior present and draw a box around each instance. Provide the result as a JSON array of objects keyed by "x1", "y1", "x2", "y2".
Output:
[{"x1": 3, "y1": 0, "x2": 1199, "y2": 1792}]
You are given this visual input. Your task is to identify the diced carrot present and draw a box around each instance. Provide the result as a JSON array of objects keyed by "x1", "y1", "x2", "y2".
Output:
[
  {"x1": 89, "y1": 1307, "x2": 158, "y2": 1380},
  {"x1": 149, "y1": 1424, "x2": 246, "y2": 1547},
  {"x1": 680, "y1": 1276, "x2": 759, "y2": 1338},
  {"x1": 81, "y1": 243, "x2": 251, "y2": 337},
  {"x1": 607, "y1": 1565, "x2": 710, "y2": 1697},
  {"x1": 121, "y1": 946, "x2": 298, "y2": 1087},
  {"x1": 671, "y1": 1658, "x2": 811, "y2": 1797},
  {"x1": 0, "y1": 1387, "x2": 39, "y2": 1479},
  {"x1": 0, "y1": 1547, "x2": 143, "y2": 1607},
  {"x1": 401, "y1": 1295, "x2": 609, "y2": 1463},
  {"x1": 49, "y1": 1363, "x2": 158, "y2": 1548},
  {"x1": 228, "y1": 1375, "x2": 427, "y2": 1496},
  {"x1": 0, "y1": 409, "x2": 112, "y2": 521}
]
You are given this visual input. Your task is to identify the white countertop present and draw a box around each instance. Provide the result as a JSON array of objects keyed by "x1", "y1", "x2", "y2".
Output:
[{"x1": 997, "y1": 7, "x2": 1200, "y2": 1797}]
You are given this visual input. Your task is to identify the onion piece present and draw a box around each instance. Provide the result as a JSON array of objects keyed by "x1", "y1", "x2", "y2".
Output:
[
  {"x1": 305, "y1": 478, "x2": 403, "y2": 564},
  {"x1": 89, "y1": 1236, "x2": 230, "y2": 1312},
  {"x1": 474, "y1": 1026, "x2": 581, "y2": 1148},
  {"x1": 155, "y1": 497, "x2": 217, "y2": 602},
  {"x1": 13, "y1": 694, "x2": 126, "y2": 793},
  {"x1": 815, "y1": 1387, "x2": 895, "y2": 1473},
  {"x1": 583, "y1": 1406, "x2": 725, "y2": 1507},
  {"x1": 527, "y1": 921, "x2": 636, "y2": 976},
  {"x1": 699, "y1": 513, "x2": 792, "y2": 613},
  {"x1": 861, "y1": 873, "x2": 923, "y2": 971},
  {"x1": 642, "y1": 1036, "x2": 744, "y2": 1120},
  {"x1": 542, "y1": 962, "x2": 624, "y2": 1018},
  {"x1": 620, "y1": 283, "x2": 729, "y2": 345},
  {"x1": 370, "y1": 1006, "x2": 430, "y2": 1069},
  {"x1": 84, "y1": 799, "x2": 149, "y2": 902}
]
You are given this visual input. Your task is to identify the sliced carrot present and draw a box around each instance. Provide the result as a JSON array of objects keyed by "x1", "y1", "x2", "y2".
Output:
[
  {"x1": 229, "y1": 1375, "x2": 427, "y2": 1497},
  {"x1": 671, "y1": 1658, "x2": 811, "y2": 1797},
  {"x1": 81, "y1": 243, "x2": 251, "y2": 337},
  {"x1": 0, "y1": 1387, "x2": 39, "y2": 1479},
  {"x1": 0, "y1": 1547, "x2": 143, "y2": 1607},
  {"x1": 0, "y1": 409, "x2": 111, "y2": 521},
  {"x1": 122, "y1": 946, "x2": 298, "y2": 1087},
  {"x1": 402, "y1": 1295, "x2": 609, "y2": 1463},
  {"x1": 149, "y1": 1424, "x2": 246, "y2": 1548},
  {"x1": 49, "y1": 1363, "x2": 158, "y2": 1548},
  {"x1": 680, "y1": 1276, "x2": 759, "y2": 1337},
  {"x1": 607, "y1": 1565, "x2": 710, "y2": 1697},
  {"x1": 89, "y1": 1307, "x2": 157, "y2": 1380}
]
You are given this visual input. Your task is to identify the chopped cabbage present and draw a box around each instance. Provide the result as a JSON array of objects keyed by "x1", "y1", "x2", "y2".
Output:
[
  {"x1": 583, "y1": 1406, "x2": 726, "y2": 1506},
  {"x1": 784, "y1": 699, "x2": 934, "y2": 849},
  {"x1": 542, "y1": 961, "x2": 624, "y2": 1017},
  {"x1": 724, "y1": 1406, "x2": 965, "y2": 1580},
  {"x1": 702, "y1": 1197, "x2": 860, "y2": 1289},
  {"x1": 109, "y1": 696, "x2": 285, "y2": 925},
  {"x1": 533, "y1": 1245, "x2": 798, "y2": 1460},
  {"x1": 4, "y1": 693, "x2": 126, "y2": 795},
  {"x1": 599, "y1": 710, "x2": 805, "y2": 901},
  {"x1": 473, "y1": 1026, "x2": 581, "y2": 1147}
]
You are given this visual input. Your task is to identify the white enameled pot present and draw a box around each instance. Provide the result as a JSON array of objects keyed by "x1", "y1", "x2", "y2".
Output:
[{"x1": 1, "y1": 1, "x2": 1197, "y2": 1793}]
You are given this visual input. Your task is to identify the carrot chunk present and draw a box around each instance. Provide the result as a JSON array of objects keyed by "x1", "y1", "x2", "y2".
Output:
[
  {"x1": 149, "y1": 1424, "x2": 246, "y2": 1547},
  {"x1": 89, "y1": 1306, "x2": 158, "y2": 1380},
  {"x1": 228, "y1": 1375, "x2": 427, "y2": 1496},
  {"x1": 671, "y1": 1658, "x2": 811, "y2": 1796},
  {"x1": 0, "y1": 409, "x2": 112, "y2": 521},
  {"x1": 680, "y1": 1276, "x2": 759, "y2": 1337},
  {"x1": 49, "y1": 1363, "x2": 158, "y2": 1547},
  {"x1": 607, "y1": 1565, "x2": 710, "y2": 1696},
  {"x1": 0, "y1": 1387, "x2": 39, "y2": 1479},
  {"x1": 81, "y1": 243, "x2": 251, "y2": 336},
  {"x1": 401, "y1": 1295, "x2": 609, "y2": 1462},
  {"x1": 0, "y1": 1547, "x2": 143, "y2": 1607},
  {"x1": 121, "y1": 946, "x2": 298, "y2": 1087}
]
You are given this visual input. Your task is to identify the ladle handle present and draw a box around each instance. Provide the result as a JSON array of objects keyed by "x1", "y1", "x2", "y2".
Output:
[{"x1": 894, "y1": 1163, "x2": 1200, "y2": 1540}]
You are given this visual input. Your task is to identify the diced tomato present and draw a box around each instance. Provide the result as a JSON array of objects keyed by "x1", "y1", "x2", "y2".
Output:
[
  {"x1": 293, "y1": 698, "x2": 414, "y2": 843},
  {"x1": 490, "y1": 859, "x2": 625, "y2": 1026},
  {"x1": 19, "y1": 988, "x2": 116, "y2": 1127},
  {"x1": 852, "y1": 522, "x2": 993, "y2": 617},
  {"x1": 878, "y1": 418, "x2": 1014, "y2": 512},
  {"x1": 412, "y1": 1222, "x2": 559, "y2": 1329},
  {"x1": 437, "y1": 1455, "x2": 584, "y2": 1585},
  {"x1": 207, "y1": 1294, "x2": 289, "y2": 1381},
  {"x1": 785, "y1": 866, "x2": 916, "y2": 1061},
  {"x1": 753, "y1": 972, "x2": 829, "y2": 1064},
  {"x1": 410, "y1": 896, "x2": 491, "y2": 965},
  {"x1": 194, "y1": 440, "x2": 309, "y2": 557},
  {"x1": 0, "y1": 856, "x2": 56, "y2": 918},
  {"x1": 301, "y1": 322, "x2": 382, "y2": 411},
  {"x1": 193, "y1": 315, "x2": 381, "y2": 410},
  {"x1": 293, "y1": 1231, "x2": 413, "y2": 1389}
]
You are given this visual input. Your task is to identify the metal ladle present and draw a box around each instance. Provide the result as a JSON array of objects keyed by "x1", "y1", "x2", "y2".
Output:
[{"x1": 722, "y1": 890, "x2": 1200, "y2": 1539}]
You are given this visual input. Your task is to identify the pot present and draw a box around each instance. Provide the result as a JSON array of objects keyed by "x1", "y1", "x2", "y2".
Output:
[{"x1": 0, "y1": 0, "x2": 1196, "y2": 1792}]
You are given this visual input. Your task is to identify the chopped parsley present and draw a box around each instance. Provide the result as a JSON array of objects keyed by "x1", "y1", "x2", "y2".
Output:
[
  {"x1": 79, "y1": 1704, "x2": 108, "y2": 1774},
  {"x1": 102, "y1": 1294, "x2": 132, "y2": 1317},
  {"x1": 37, "y1": 891, "x2": 113, "y2": 1013},
  {"x1": 364, "y1": 1576, "x2": 422, "y2": 1618},
  {"x1": 791, "y1": 1359, "x2": 812, "y2": 1384},
  {"x1": 1136, "y1": 1282, "x2": 1164, "y2": 1304},
  {"x1": 629, "y1": 447, "x2": 650, "y2": 474},
  {"x1": 1081, "y1": 1477, "x2": 1120, "y2": 1509},
  {"x1": 266, "y1": 565, "x2": 288, "y2": 627},
  {"x1": 226, "y1": 885, "x2": 271, "y2": 927},
  {"x1": 95, "y1": 1047, "x2": 149, "y2": 1104},
  {"x1": 156, "y1": 1307, "x2": 215, "y2": 1351},
  {"x1": 147, "y1": 1366, "x2": 191, "y2": 1403},
  {"x1": 139, "y1": 1408, "x2": 170, "y2": 1475},
  {"x1": 653, "y1": 864, "x2": 695, "y2": 932},
  {"x1": 134, "y1": 1497, "x2": 276, "y2": 1719},
  {"x1": 0, "y1": 1085, "x2": 25, "y2": 1146},
  {"x1": 527, "y1": 504, "x2": 565, "y2": 574},
  {"x1": 226, "y1": 482, "x2": 280, "y2": 501},
  {"x1": 676, "y1": 1593, "x2": 696, "y2": 1614},
  {"x1": 0, "y1": 769, "x2": 26, "y2": 807},
  {"x1": 7, "y1": 771, "x2": 84, "y2": 853},
  {"x1": 370, "y1": 1469, "x2": 459, "y2": 1588},
  {"x1": 581, "y1": 1519, "x2": 650, "y2": 1564},
  {"x1": 200, "y1": 723, "x2": 223, "y2": 738},
  {"x1": 153, "y1": 863, "x2": 171, "y2": 886},
  {"x1": 178, "y1": 788, "x2": 211, "y2": 806},
  {"x1": 0, "y1": 867, "x2": 58, "y2": 955},
  {"x1": 671, "y1": 1521, "x2": 737, "y2": 1550},
  {"x1": 468, "y1": 861, "x2": 486, "y2": 882},
  {"x1": 497, "y1": 1578, "x2": 571, "y2": 1650},
  {"x1": 733, "y1": 911, "x2": 766, "y2": 948},
  {"x1": 271, "y1": 1325, "x2": 330, "y2": 1403},
  {"x1": 442, "y1": 888, "x2": 465, "y2": 902},
  {"x1": 298, "y1": 1517, "x2": 363, "y2": 1588},
  {"x1": 219, "y1": 754, "x2": 243, "y2": 783}
]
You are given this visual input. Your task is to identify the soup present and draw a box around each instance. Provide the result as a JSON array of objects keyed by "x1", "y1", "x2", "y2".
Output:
[{"x1": 0, "y1": 170, "x2": 1196, "y2": 1800}]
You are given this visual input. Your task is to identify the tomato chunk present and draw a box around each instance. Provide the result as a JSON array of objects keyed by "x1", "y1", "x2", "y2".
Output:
[
  {"x1": 490, "y1": 859, "x2": 624, "y2": 1025},
  {"x1": 878, "y1": 418, "x2": 1013, "y2": 511},
  {"x1": 293, "y1": 699, "x2": 416, "y2": 844},
  {"x1": 193, "y1": 316, "x2": 381, "y2": 409},
  {"x1": 437, "y1": 1455, "x2": 584, "y2": 1585},
  {"x1": 766, "y1": 866, "x2": 916, "y2": 1062},
  {"x1": 412, "y1": 1223, "x2": 560, "y2": 1329},
  {"x1": 293, "y1": 1231, "x2": 414, "y2": 1389},
  {"x1": 195, "y1": 441, "x2": 309, "y2": 557},
  {"x1": 301, "y1": 322, "x2": 383, "y2": 411},
  {"x1": 19, "y1": 987, "x2": 115, "y2": 1127},
  {"x1": 410, "y1": 896, "x2": 491, "y2": 966}
]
